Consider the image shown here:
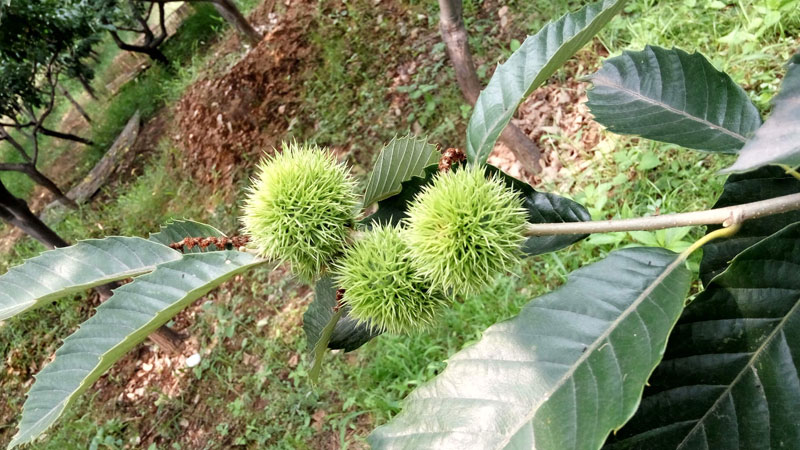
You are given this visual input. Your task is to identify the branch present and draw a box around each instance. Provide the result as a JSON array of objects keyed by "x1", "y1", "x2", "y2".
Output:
[
  {"x1": 0, "y1": 128, "x2": 33, "y2": 163},
  {"x1": 524, "y1": 192, "x2": 800, "y2": 236},
  {"x1": 129, "y1": 0, "x2": 155, "y2": 42},
  {"x1": 0, "y1": 120, "x2": 35, "y2": 128},
  {"x1": 110, "y1": 24, "x2": 146, "y2": 33},
  {"x1": 0, "y1": 162, "x2": 32, "y2": 173},
  {"x1": 153, "y1": 1, "x2": 168, "y2": 46},
  {"x1": 38, "y1": 127, "x2": 94, "y2": 146}
]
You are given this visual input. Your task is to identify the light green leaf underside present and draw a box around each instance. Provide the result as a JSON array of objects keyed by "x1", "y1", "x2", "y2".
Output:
[
  {"x1": 363, "y1": 135, "x2": 439, "y2": 208},
  {"x1": 0, "y1": 237, "x2": 180, "y2": 322},
  {"x1": 605, "y1": 222, "x2": 800, "y2": 449},
  {"x1": 369, "y1": 247, "x2": 691, "y2": 450},
  {"x1": 149, "y1": 219, "x2": 226, "y2": 253},
  {"x1": 587, "y1": 46, "x2": 762, "y2": 153},
  {"x1": 466, "y1": 0, "x2": 628, "y2": 165},
  {"x1": 723, "y1": 52, "x2": 800, "y2": 172},
  {"x1": 9, "y1": 251, "x2": 263, "y2": 449}
]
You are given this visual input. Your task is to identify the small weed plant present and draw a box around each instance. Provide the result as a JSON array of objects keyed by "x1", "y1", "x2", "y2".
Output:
[{"x1": 1, "y1": 1, "x2": 800, "y2": 448}]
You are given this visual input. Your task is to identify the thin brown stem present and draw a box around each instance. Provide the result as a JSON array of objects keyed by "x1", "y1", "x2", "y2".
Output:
[{"x1": 524, "y1": 192, "x2": 800, "y2": 236}]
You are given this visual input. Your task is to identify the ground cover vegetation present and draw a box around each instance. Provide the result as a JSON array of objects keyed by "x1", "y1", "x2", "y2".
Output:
[{"x1": 0, "y1": 0, "x2": 799, "y2": 448}]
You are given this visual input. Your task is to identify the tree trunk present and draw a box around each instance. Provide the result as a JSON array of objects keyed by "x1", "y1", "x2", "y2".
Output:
[
  {"x1": 210, "y1": 0, "x2": 262, "y2": 46},
  {"x1": 21, "y1": 165, "x2": 78, "y2": 209},
  {"x1": 0, "y1": 180, "x2": 69, "y2": 249},
  {"x1": 147, "y1": 326, "x2": 185, "y2": 353},
  {"x1": 438, "y1": 0, "x2": 481, "y2": 105},
  {"x1": 38, "y1": 127, "x2": 94, "y2": 146},
  {"x1": 438, "y1": 0, "x2": 542, "y2": 173},
  {"x1": 144, "y1": 46, "x2": 171, "y2": 68},
  {"x1": 0, "y1": 179, "x2": 184, "y2": 353},
  {"x1": 77, "y1": 75, "x2": 99, "y2": 100},
  {"x1": 59, "y1": 85, "x2": 92, "y2": 124}
]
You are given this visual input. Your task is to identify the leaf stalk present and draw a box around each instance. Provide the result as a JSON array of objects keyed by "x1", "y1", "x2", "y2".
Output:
[{"x1": 779, "y1": 164, "x2": 800, "y2": 181}]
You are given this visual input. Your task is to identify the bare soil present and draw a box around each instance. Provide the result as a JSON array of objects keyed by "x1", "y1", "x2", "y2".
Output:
[
  {"x1": 488, "y1": 42, "x2": 608, "y2": 186},
  {"x1": 175, "y1": 0, "x2": 313, "y2": 189}
]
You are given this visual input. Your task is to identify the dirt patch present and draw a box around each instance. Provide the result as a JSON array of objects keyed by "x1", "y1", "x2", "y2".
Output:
[
  {"x1": 310, "y1": 412, "x2": 372, "y2": 450},
  {"x1": 488, "y1": 43, "x2": 609, "y2": 186},
  {"x1": 175, "y1": 0, "x2": 313, "y2": 189},
  {"x1": 90, "y1": 297, "x2": 205, "y2": 448}
]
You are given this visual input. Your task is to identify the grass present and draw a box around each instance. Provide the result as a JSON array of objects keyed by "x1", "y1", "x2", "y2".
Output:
[
  {"x1": 1, "y1": 0, "x2": 799, "y2": 447},
  {"x1": 296, "y1": 0, "x2": 467, "y2": 163}
]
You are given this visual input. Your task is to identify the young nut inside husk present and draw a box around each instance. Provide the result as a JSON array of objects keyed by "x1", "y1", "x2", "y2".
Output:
[
  {"x1": 242, "y1": 141, "x2": 358, "y2": 280},
  {"x1": 405, "y1": 165, "x2": 527, "y2": 296},
  {"x1": 336, "y1": 225, "x2": 449, "y2": 334}
]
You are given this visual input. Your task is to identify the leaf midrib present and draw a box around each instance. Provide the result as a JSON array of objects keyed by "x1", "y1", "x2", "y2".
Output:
[
  {"x1": 0, "y1": 266, "x2": 157, "y2": 319},
  {"x1": 592, "y1": 75, "x2": 747, "y2": 144},
  {"x1": 676, "y1": 293, "x2": 800, "y2": 448},
  {"x1": 496, "y1": 254, "x2": 687, "y2": 449},
  {"x1": 10, "y1": 254, "x2": 266, "y2": 448},
  {"x1": 365, "y1": 136, "x2": 434, "y2": 206}
]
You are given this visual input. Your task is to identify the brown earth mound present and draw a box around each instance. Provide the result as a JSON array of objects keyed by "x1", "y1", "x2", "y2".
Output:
[{"x1": 175, "y1": 1, "x2": 313, "y2": 188}]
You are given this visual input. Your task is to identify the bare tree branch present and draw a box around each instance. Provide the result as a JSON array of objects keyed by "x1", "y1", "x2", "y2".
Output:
[
  {"x1": 0, "y1": 128, "x2": 33, "y2": 163},
  {"x1": 131, "y1": 0, "x2": 263, "y2": 45},
  {"x1": 524, "y1": 193, "x2": 800, "y2": 236}
]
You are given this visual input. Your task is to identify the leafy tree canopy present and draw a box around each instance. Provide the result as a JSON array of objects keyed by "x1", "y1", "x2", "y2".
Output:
[{"x1": 0, "y1": 0, "x2": 98, "y2": 117}]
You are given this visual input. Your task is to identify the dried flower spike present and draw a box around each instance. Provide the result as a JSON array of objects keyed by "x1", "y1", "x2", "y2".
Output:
[
  {"x1": 405, "y1": 165, "x2": 527, "y2": 295},
  {"x1": 242, "y1": 141, "x2": 359, "y2": 280}
]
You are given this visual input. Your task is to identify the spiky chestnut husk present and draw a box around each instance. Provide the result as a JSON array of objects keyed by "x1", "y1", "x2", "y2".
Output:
[
  {"x1": 241, "y1": 141, "x2": 358, "y2": 280},
  {"x1": 405, "y1": 165, "x2": 527, "y2": 295},
  {"x1": 335, "y1": 225, "x2": 449, "y2": 334}
]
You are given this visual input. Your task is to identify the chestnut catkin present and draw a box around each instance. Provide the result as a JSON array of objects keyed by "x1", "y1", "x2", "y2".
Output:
[
  {"x1": 405, "y1": 165, "x2": 527, "y2": 295},
  {"x1": 242, "y1": 142, "x2": 358, "y2": 280}
]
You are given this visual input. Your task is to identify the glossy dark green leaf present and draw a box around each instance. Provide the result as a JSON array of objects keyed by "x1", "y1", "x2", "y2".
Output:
[
  {"x1": 466, "y1": 0, "x2": 628, "y2": 164},
  {"x1": 724, "y1": 52, "x2": 800, "y2": 172},
  {"x1": 370, "y1": 247, "x2": 691, "y2": 449},
  {"x1": 10, "y1": 251, "x2": 264, "y2": 448},
  {"x1": 605, "y1": 222, "x2": 800, "y2": 450},
  {"x1": 149, "y1": 219, "x2": 227, "y2": 253},
  {"x1": 486, "y1": 165, "x2": 590, "y2": 256},
  {"x1": 303, "y1": 276, "x2": 380, "y2": 354},
  {"x1": 0, "y1": 237, "x2": 180, "y2": 321},
  {"x1": 699, "y1": 166, "x2": 800, "y2": 285},
  {"x1": 363, "y1": 135, "x2": 439, "y2": 208},
  {"x1": 587, "y1": 46, "x2": 762, "y2": 153}
]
